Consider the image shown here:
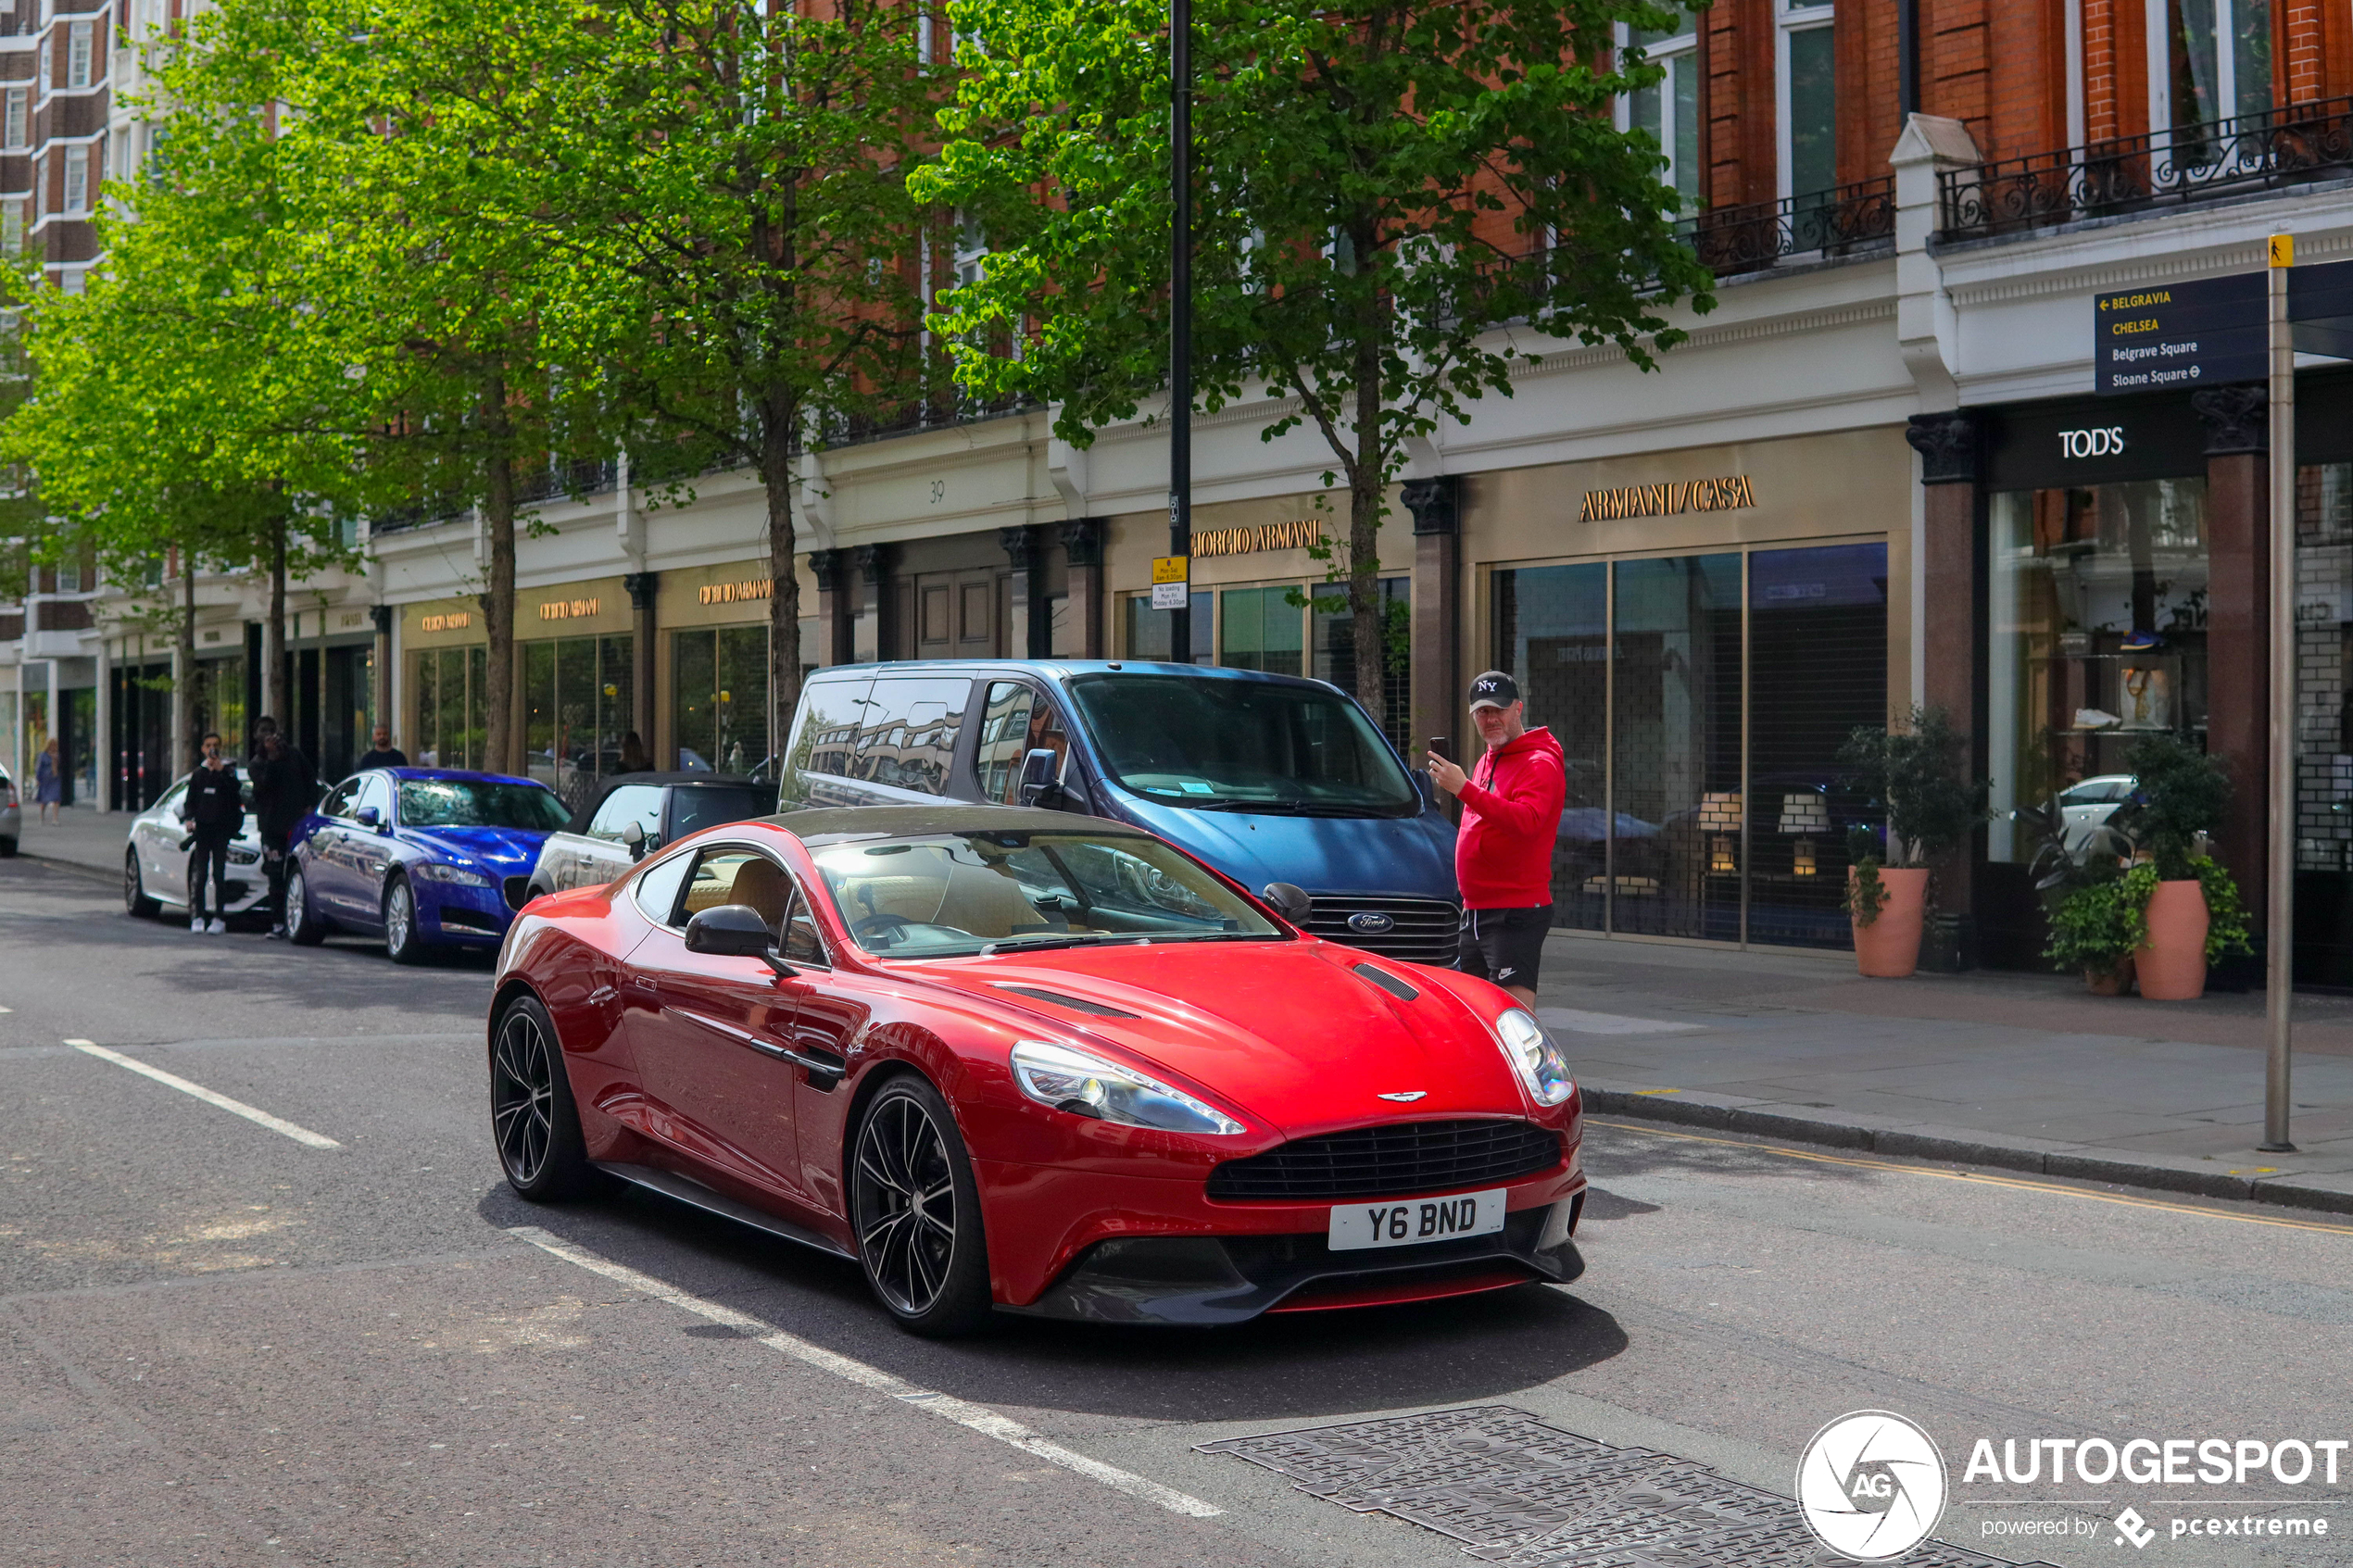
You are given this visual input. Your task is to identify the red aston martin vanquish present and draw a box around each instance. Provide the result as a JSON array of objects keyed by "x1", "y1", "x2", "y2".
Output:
[{"x1": 488, "y1": 806, "x2": 1587, "y2": 1336}]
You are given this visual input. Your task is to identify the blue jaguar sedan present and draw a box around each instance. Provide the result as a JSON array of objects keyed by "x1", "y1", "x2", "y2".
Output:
[{"x1": 284, "y1": 768, "x2": 572, "y2": 963}]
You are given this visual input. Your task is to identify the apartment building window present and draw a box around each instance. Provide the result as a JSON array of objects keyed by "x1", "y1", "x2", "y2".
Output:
[
  {"x1": 66, "y1": 19, "x2": 90, "y2": 88},
  {"x1": 2, "y1": 200, "x2": 20, "y2": 256},
  {"x1": 38, "y1": 30, "x2": 49, "y2": 94},
  {"x1": 5, "y1": 87, "x2": 25, "y2": 150},
  {"x1": 32, "y1": 151, "x2": 43, "y2": 220},
  {"x1": 2165, "y1": 0, "x2": 2271, "y2": 132},
  {"x1": 1778, "y1": 0, "x2": 1835, "y2": 202},
  {"x1": 61, "y1": 142, "x2": 84, "y2": 212},
  {"x1": 1620, "y1": 7, "x2": 1700, "y2": 207}
]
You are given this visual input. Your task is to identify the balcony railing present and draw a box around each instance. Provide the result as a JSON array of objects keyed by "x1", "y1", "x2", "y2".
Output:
[
  {"x1": 1939, "y1": 95, "x2": 2353, "y2": 243},
  {"x1": 1676, "y1": 176, "x2": 1896, "y2": 275}
]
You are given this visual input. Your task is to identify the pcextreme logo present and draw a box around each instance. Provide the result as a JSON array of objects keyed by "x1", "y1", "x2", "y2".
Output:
[{"x1": 1796, "y1": 1411, "x2": 1949, "y2": 1562}]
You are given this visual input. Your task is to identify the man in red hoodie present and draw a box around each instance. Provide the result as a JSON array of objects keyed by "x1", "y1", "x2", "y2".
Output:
[{"x1": 1428, "y1": 671, "x2": 1566, "y2": 1006}]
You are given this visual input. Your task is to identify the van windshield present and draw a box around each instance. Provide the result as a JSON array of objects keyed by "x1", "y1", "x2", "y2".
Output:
[{"x1": 1066, "y1": 673, "x2": 1419, "y2": 817}]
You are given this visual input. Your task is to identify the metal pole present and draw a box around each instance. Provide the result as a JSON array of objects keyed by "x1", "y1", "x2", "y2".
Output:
[
  {"x1": 1167, "y1": 0, "x2": 1192, "y2": 663},
  {"x1": 2263, "y1": 236, "x2": 2296, "y2": 1152}
]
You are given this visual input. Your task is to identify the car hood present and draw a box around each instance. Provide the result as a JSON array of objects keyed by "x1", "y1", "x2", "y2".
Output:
[
  {"x1": 1106, "y1": 793, "x2": 1457, "y2": 902},
  {"x1": 404, "y1": 825, "x2": 550, "y2": 871},
  {"x1": 913, "y1": 940, "x2": 1528, "y2": 1137}
]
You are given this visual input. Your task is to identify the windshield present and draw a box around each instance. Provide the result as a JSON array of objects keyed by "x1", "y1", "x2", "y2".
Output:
[
  {"x1": 397, "y1": 779, "x2": 570, "y2": 831},
  {"x1": 670, "y1": 785, "x2": 771, "y2": 838},
  {"x1": 1066, "y1": 673, "x2": 1418, "y2": 817},
  {"x1": 807, "y1": 829, "x2": 1283, "y2": 958}
]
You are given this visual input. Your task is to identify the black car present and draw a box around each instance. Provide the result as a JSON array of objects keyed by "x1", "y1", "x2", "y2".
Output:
[{"x1": 520, "y1": 771, "x2": 771, "y2": 902}]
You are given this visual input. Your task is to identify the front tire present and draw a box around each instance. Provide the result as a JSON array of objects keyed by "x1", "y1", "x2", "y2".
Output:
[
  {"x1": 124, "y1": 850, "x2": 159, "y2": 918},
  {"x1": 284, "y1": 864, "x2": 326, "y2": 946},
  {"x1": 384, "y1": 876, "x2": 426, "y2": 965},
  {"x1": 490, "y1": 994, "x2": 598, "y2": 1200},
  {"x1": 849, "y1": 1075, "x2": 993, "y2": 1337}
]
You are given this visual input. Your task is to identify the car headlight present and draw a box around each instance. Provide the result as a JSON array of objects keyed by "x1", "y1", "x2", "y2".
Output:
[
  {"x1": 414, "y1": 861, "x2": 493, "y2": 886},
  {"x1": 1010, "y1": 1039, "x2": 1245, "y2": 1136},
  {"x1": 1493, "y1": 1009, "x2": 1576, "y2": 1107},
  {"x1": 226, "y1": 847, "x2": 259, "y2": 865}
]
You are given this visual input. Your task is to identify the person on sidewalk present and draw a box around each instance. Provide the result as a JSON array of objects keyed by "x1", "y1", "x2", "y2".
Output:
[
  {"x1": 1428, "y1": 671, "x2": 1566, "y2": 1009},
  {"x1": 180, "y1": 732, "x2": 244, "y2": 935},
  {"x1": 356, "y1": 725, "x2": 407, "y2": 771},
  {"x1": 32, "y1": 735, "x2": 61, "y2": 823},
  {"x1": 247, "y1": 719, "x2": 315, "y2": 940}
]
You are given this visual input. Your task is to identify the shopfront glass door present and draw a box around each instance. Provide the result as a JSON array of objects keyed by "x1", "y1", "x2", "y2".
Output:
[{"x1": 1612, "y1": 554, "x2": 1743, "y2": 941}]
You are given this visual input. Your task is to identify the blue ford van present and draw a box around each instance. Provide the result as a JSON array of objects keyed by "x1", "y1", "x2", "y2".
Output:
[{"x1": 776, "y1": 660, "x2": 1460, "y2": 963}]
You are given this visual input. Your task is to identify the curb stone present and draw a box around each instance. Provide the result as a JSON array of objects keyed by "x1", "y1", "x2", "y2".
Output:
[{"x1": 1580, "y1": 1086, "x2": 2353, "y2": 1220}]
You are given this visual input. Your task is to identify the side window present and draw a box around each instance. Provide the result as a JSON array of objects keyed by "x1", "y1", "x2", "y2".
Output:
[
  {"x1": 632, "y1": 850, "x2": 696, "y2": 925},
  {"x1": 319, "y1": 779, "x2": 361, "y2": 821},
  {"x1": 781, "y1": 889, "x2": 827, "y2": 965},
  {"x1": 680, "y1": 847, "x2": 794, "y2": 929},
  {"x1": 852, "y1": 677, "x2": 970, "y2": 794},
  {"x1": 977, "y1": 682, "x2": 1066, "y2": 805},
  {"x1": 586, "y1": 784, "x2": 665, "y2": 842},
  {"x1": 780, "y1": 673, "x2": 875, "y2": 806},
  {"x1": 158, "y1": 781, "x2": 189, "y2": 816}
]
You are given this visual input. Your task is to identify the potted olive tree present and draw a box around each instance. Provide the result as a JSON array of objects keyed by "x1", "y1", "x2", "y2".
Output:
[
  {"x1": 1836, "y1": 707, "x2": 1990, "y2": 979},
  {"x1": 2115, "y1": 734, "x2": 2248, "y2": 999}
]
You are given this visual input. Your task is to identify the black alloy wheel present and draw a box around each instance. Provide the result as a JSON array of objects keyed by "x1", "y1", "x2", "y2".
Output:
[
  {"x1": 489, "y1": 995, "x2": 596, "y2": 1200},
  {"x1": 124, "y1": 849, "x2": 158, "y2": 918},
  {"x1": 849, "y1": 1077, "x2": 992, "y2": 1336}
]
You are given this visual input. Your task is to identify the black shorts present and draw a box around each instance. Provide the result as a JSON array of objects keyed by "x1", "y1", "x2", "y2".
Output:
[{"x1": 1457, "y1": 904, "x2": 1554, "y2": 992}]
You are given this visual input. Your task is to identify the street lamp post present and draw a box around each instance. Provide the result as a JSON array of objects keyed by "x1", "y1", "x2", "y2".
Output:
[{"x1": 1167, "y1": 0, "x2": 1192, "y2": 662}]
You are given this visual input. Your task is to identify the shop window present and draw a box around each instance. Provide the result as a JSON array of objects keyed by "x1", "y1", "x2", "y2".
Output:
[
  {"x1": 1613, "y1": 555, "x2": 1743, "y2": 942},
  {"x1": 1219, "y1": 585, "x2": 1304, "y2": 675},
  {"x1": 1494, "y1": 563, "x2": 1609, "y2": 933},
  {"x1": 1620, "y1": 6, "x2": 1700, "y2": 207},
  {"x1": 410, "y1": 645, "x2": 488, "y2": 770},
  {"x1": 523, "y1": 633, "x2": 634, "y2": 812},
  {"x1": 1779, "y1": 0, "x2": 1835, "y2": 203},
  {"x1": 2294, "y1": 464, "x2": 2353, "y2": 985},
  {"x1": 1311, "y1": 576, "x2": 1411, "y2": 752},
  {"x1": 673, "y1": 625, "x2": 769, "y2": 774},
  {"x1": 1987, "y1": 480, "x2": 2208, "y2": 865},
  {"x1": 1123, "y1": 593, "x2": 1212, "y2": 663}
]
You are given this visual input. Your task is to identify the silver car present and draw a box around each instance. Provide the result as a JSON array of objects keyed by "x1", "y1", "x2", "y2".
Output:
[
  {"x1": 123, "y1": 769, "x2": 270, "y2": 922},
  {"x1": 0, "y1": 763, "x2": 19, "y2": 856},
  {"x1": 522, "y1": 772, "x2": 770, "y2": 902}
]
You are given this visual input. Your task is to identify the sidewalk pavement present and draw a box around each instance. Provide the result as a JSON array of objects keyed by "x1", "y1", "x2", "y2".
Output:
[
  {"x1": 9, "y1": 805, "x2": 132, "y2": 879},
  {"x1": 1536, "y1": 930, "x2": 2353, "y2": 1216}
]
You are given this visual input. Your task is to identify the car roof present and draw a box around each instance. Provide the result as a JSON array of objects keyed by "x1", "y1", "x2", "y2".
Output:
[
  {"x1": 595, "y1": 771, "x2": 761, "y2": 789},
  {"x1": 382, "y1": 767, "x2": 547, "y2": 788},
  {"x1": 767, "y1": 804, "x2": 1154, "y2": 845},
  {"x1": 803, "y1": 659, "x2": 1340, "y2": 691}
]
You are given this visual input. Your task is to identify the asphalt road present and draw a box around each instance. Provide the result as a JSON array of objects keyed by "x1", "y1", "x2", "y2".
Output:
[{"x1": 5, "y1": 851, "x2": 2351, "y2": 1567}]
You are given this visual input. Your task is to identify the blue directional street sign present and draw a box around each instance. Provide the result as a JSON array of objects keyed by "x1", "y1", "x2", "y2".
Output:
[{"x1": 2094, "y1": 273, "x2": 2265, "y2": 394}]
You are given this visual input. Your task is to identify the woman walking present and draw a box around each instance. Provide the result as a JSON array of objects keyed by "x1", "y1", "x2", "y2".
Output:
[{"x1": 32, "y1": 735, "x2": 61, "y2": 823}]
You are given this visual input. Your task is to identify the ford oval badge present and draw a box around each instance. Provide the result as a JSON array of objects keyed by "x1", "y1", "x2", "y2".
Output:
[{"x1": 1347, "y1": 911, "x2": 1396, "y2": 935}]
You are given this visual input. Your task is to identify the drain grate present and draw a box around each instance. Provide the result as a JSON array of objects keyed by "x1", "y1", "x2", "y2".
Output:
[{"x1": 1199, "y1": 1406, "x2": 2051, "y2": 1567}]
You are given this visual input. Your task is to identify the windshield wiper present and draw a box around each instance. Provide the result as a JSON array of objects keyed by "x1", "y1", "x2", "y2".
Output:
[{"x1": 978, "y1": 935, "x2": 1152, "y2": 956}]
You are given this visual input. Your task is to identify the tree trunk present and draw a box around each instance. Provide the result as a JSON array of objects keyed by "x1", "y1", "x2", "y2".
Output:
[
  {"x1": 761, "y1": 401, "x2": 803, "y2": 772},
  {"x1": 1347, "y1": 316, "x2": 1386, "y2": 732},
  {"x1": 264, "y1": 515, "x2": 287, "y2": 740},
  {"x1": 481, "y1": 374, "x2": 519, "y2": 777},
  {"x1": 173, "y1": 547, "x2": 197, "y2": 778}
]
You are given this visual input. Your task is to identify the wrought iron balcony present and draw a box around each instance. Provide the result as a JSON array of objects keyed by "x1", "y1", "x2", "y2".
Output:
[
  {"x1": 1676, "y1": 177, "x2": 1896, "y2": 275},
  {"x1": 1939, "y1": 95, "x2": 2353, "y2": 243}
]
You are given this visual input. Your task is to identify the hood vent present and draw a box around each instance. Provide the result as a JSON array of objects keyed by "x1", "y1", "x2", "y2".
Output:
[
  {"x1": 995, "y1": 984, "x2": 1141, "y2": 1019},
  {"x1": 1352, "y1": 962, "x2": 1419, "y2": 1001}
]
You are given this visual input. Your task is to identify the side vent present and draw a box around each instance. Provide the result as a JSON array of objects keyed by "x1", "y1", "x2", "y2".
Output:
[
  {"x1": 1352, "y1": 962, "x2": 1419, "y2": 1001},
  {"x1": 995, "y1": 984, "x2": 1142, "y2": 1019}
]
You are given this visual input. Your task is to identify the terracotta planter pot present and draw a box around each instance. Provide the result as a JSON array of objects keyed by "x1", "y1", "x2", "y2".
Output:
[
  {"x1": 2134, "y1": 879, "x2": 2210, "y2": 1001},
  {"x1": 1851, "y1": 866, "x2": 1929, "y2": 979},
  {"x1": 2084, "y1": 956, "x2": 2136, "y2": 996}
]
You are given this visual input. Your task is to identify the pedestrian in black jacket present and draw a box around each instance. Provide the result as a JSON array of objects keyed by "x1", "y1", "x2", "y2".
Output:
[
  {"x1": 181, "y1": 732, "x2": 244, "y2": 935},
  {"x1": 248, "y1": 720, "x2": 315, "y2": 939},
  {"x1": 356, "y1": 725, "x2": 407, "y2": 771}
]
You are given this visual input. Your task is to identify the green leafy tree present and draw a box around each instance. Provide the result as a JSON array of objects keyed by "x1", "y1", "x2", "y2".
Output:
[{"x1": 920, "y1": 0, "x2": 1713, "y2": 711}]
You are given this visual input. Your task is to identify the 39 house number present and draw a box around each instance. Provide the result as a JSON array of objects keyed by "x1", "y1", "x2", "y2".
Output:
[{"x1": 929, "y1": 480, "x2": 947, "y2": 503}]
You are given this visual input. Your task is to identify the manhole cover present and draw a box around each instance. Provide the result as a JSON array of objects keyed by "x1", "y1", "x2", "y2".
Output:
[{"x1": 1200, "y1": 1406, "x2": 2051, "y2": 1567}]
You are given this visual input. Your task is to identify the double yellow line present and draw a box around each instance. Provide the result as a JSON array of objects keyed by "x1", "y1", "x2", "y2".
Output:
[{"x1": 1588, "y1": 1119, "x2": 2353, "y2": 1238}]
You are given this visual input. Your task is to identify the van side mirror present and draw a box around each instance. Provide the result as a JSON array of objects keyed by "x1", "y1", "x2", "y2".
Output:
[
  {"x1": 1017, "y1": 747, "x2": 1065, "y2": 809},
  {"x1": 1262, "y1": 882, "x2": 1313, "y2": 925},
  {"x1": 684, "y1": 904, "x2": 793, "y2": 976}
]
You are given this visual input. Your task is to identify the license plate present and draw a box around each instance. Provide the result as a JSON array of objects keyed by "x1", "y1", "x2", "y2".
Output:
[{"x1": 1327, "y1": 1189, "x2": 1507, "y2": 1251}]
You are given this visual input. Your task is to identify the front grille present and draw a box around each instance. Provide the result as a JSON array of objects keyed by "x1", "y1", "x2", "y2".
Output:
[
  {"x1": 1208, "y1": 1119, "x2": 1561, "y2": 1201},
  {"x1": 1301, "y1": 895, "x2": 1461, "y2": 964}
]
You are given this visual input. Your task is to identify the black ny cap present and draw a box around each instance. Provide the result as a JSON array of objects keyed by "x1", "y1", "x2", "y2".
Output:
[{"x1": 1467, "y1": 671, "x2": 1520, "y2": 711}]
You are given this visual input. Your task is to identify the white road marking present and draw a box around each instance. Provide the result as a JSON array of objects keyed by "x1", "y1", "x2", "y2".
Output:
[
  {"x1": 507, "y1": 1225, "x2": 1223, "y2": 1518},
  {"x1": 66, "y1": 1040, "x2": 342, "y2": 1149},
  {"x1": 1538, "y1": 1007, "x2": 1701, "y2": 1035}
]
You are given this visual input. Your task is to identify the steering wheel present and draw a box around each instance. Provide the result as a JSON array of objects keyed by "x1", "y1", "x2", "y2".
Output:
[
  {"x1": 853, "y1": 911, "x2": 917, "y2": 942},
  {"x1": 853, "y1": 912, "x2": 976, "y2": 948}
]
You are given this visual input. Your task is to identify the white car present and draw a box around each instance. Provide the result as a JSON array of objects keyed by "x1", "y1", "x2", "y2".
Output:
[
  {"x1": 0, "y1": 763, "x2": 18, "y2": 856},
  {"x1": 123, "y1": 769, "x2": 270, "y2": 922},
  {"x1": 2057, "y1": 773, "x2": 2136, "y2": 850}
]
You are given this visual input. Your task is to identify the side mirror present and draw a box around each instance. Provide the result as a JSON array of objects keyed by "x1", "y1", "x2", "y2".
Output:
[
  {"x1": 683, "y1": 904, "x2": 791, "y2": 975},
  {"x1": 623, "y1": 821, "x2": 649, "y2": 861},
  {"x1": 355, "y1": 806, "x2": 382, "y2": 829},
  {"x1": 1017, "y1": 747, "x2": 1064, "y2": 809},
  {"x1": 1262, "y1": 882, "x2": 1313, "y2": 925}
]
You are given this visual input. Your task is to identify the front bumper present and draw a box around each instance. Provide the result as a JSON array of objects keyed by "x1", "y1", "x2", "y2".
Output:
[
  {"x1": 1000, "y1": 1185, "x2": 1586, "y2": 1325},
  {"x1": 417, "y1": 879, "x2": 518, "y2": 945}
]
